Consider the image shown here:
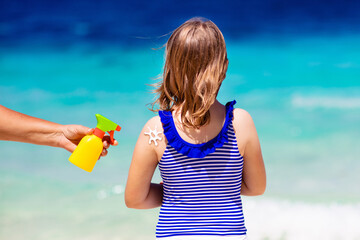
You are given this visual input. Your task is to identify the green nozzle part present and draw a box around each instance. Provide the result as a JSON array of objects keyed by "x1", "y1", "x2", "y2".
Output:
[{"x1": 95, "y1": 114, "x2": 121, "y2": 132}]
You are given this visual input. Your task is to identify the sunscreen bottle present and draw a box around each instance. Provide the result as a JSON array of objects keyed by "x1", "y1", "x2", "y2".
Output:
[{"x1": 69, "y1": 114, "x2": 121, "y2": 172}]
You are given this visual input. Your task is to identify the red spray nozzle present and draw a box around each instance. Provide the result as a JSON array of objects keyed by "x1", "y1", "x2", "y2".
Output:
[{"x1": 108, "y1": 125, "x2": 121, "y2": 144}]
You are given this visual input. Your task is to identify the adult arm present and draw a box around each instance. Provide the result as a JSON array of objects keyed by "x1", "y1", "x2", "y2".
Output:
[{"x1": 0, "y1": 105, "x2": 116, "y2": 154}]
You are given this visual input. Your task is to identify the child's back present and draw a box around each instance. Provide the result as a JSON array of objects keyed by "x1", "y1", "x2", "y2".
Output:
[
  {"x1": 156, "y1": 99, "x2": 246, "y2": 238},
  {"x1": 125, "y1": 17, "x2": 266, "y2": 240}
]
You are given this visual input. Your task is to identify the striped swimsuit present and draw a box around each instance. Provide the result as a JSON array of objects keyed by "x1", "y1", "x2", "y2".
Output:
[{"x1": 157, "y1": 100, "x2": 247, "y2": 239}]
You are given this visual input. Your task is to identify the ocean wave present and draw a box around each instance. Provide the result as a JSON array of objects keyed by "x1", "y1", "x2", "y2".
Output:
[
  {"x1": 243, "y1": 198, "x2": 360, "y2": 240},
  {"x1": 291, "y1": 95, "x2": 360, "y2": 109}
]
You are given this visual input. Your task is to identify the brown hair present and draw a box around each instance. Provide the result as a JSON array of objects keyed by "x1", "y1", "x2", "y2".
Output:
[{"x1": 151, "y1": 17, "x2": 228, "y2": 129}]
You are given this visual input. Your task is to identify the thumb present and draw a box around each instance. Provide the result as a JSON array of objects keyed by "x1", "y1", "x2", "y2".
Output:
[
  {"x1": 72, "y1": 125, "x2": 92, "y2": 136},
  {"x1": 86, "y1": 128, "x2": 94, "y2": 135}
]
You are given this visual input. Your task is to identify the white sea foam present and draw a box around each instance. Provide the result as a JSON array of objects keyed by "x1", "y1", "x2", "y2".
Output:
[
  {"x1": 243, "y1": 198, "x2": 360, "y2": 240},
  {"x1": 291, "y1": 95, "x2": 360, "y2": 109}
]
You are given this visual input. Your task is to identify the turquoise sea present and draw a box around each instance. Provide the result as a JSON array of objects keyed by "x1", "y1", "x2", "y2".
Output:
[{"x1": 1, "y1": 33, "x2": 360, "y2": 239}]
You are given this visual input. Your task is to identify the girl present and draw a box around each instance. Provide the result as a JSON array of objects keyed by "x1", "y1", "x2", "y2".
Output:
[{"x1": 125, "y1": 17, "x2": 266, "y2": 240}]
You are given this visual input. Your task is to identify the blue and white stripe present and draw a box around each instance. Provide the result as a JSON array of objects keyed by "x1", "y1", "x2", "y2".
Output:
[{"x1": 156, "y1": 122, "x2": 246, "y2": 238}]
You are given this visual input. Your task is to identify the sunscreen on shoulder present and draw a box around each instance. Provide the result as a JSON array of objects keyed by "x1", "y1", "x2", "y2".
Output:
[{"x1": 144, "y1": 126, "x2": 162, "y2": 146}]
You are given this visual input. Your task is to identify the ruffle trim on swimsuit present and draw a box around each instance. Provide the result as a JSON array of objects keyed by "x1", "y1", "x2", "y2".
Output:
[{"x1": 159, "y1": 100, "x2": 236, "y2": 158}]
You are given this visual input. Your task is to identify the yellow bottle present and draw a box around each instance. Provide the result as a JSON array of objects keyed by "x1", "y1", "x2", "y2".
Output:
[{"x1": 69, "y1": 114, "x2": 121, "y2": 172}]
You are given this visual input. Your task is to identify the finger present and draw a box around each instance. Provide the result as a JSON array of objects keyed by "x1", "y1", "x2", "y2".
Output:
[
  {"x1": 103, "y1": 140, "x2": 110, "y2": 149},
  {"x1": 101, "y1": 149, "x2": 108, "y2": 157},
  {"x1": 112, "y1": 139, "x2": 118, "y2": 146},
  {"x1": 102, "y1": 135, "x2": 117, "y2": 148},
  {"x1": 100, "y1": 148, "x2": 108, "y2": 157},
  {"x1": 87, "y1": 128, "x2": 94, "y2": 135},
  {"x1": 64, "y1": 143, "x2": 77, "y2": 153},
  {"x1": 102, "y1": 135, "x2": 111, "y2": 141},
  {"x1": 72, "y1": 125, "x2": 92, "y2": 136}
]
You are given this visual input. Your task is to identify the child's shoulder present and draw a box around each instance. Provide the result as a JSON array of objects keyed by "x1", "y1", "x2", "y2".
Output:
[
  {"x1": 143, "y1": 115, "x2": 162, "y2": 130},
  {"x1": 139, "y1": 115, "x2": 166, "y2": 160},
  {"x1": 232, "y1": 107, "x2": 257, "y2": 136},
  {"x1": 233, "y1": 108, "x2": 253, "y2": 124}
]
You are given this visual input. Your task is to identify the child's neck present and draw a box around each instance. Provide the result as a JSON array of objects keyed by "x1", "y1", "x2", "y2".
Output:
[{"x1": 172, "y1": 99, "x2": 226, "y2": 144}]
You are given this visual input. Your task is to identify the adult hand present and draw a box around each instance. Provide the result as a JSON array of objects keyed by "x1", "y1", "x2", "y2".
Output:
[{"x1": 59, "y1": 125, "x2": 118, "y2": 157}]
